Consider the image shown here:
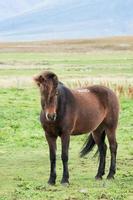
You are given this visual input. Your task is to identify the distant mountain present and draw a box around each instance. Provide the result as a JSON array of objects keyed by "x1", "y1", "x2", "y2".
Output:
[{"x1": 0, "y1": 0, "x2": 133, "y2": 41}]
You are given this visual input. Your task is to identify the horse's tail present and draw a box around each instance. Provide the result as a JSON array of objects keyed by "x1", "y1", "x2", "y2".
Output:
[
  {"x1": 80, "y1": 131, "x2": 106, "y2": 157},
  {"x1": 80, "y1": 133, "x2": 96, "y2": 157}
]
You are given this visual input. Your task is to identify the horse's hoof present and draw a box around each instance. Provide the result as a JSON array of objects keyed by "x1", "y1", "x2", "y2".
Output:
[
  {"x1": 48, "y1": 180, "x2": 55, "y2": 185},
  {"x1": 61, "y1": 182, "x2": 69, "y2": 187},
  {"x1": 61, "y1": 179, "x2": 69, "y2": 186},
  {"x1": 95, "y1": 175, "x2": 102, "y2": 180},
  {"x1": 107, "y1": 175, "x2": 114, "y2": 180}
]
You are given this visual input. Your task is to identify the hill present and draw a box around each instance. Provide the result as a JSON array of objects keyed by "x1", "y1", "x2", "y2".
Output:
[
  {"x1": 0, "y1": 0, "x2": 133, "y2": 41},
  {"x1": 0, "y1": 36, "x2": 133, "y2": 53}
]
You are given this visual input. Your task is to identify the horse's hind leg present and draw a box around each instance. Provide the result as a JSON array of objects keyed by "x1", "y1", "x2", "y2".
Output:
[
  {"x1": 106, "y1": 128, "x2": 118, "y2": 179},
  {"x1": 93, "y1": 129, "x2": 107, "y2": 180}
]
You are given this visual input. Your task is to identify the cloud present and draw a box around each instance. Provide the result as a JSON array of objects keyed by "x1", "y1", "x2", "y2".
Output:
[{"x1": 0, "y1": 0, "x2": 46, "y2": 20}]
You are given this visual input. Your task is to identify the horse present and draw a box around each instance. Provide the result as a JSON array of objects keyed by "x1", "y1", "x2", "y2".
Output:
[{"x1": 34, "y1": 71, "x2": 119, "y2": 185}]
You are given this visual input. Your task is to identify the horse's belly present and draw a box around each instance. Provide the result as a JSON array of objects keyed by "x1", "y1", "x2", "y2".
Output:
[
  {"x1": 71, "y1": 125, "x2": 95, "y2": 135},
  {"x1": 70, "y1": 110, "x2": 106, "y2": 135},
  {"x1": 71, "y1": 129, "x2": 91, "y2": 136}
]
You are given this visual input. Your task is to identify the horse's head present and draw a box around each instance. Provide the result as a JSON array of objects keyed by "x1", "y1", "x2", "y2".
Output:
[{"x1": 34, "y1": 71, "x2": 58, "y2": 121}]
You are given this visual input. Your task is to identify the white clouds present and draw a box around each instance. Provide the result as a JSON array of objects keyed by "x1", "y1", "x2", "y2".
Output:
[
  {"x1": 0, "y1": 0, "x2": 45, "y2": 20},
  {"x1": 0, "y1": 0, "x2": 75, "y2": 21},
  {"x1": 0, "y1": 0, "x2": 79, "y2": 21}
]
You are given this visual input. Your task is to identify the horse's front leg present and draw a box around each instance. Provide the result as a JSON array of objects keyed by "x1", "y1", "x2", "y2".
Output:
[
  {"x1": 61, "y1": 133, "x2": 70, "y2": 184},
  {"x1": 46, "y1": 134, "x2": 57, "y2": 185}
]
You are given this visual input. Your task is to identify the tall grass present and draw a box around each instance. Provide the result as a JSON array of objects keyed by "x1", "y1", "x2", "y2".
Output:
[{"x1": 66, "y1": 80, "x2": 133, "y2": 98}]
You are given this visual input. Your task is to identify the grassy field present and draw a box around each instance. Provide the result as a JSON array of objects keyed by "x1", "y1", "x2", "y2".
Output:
[
  {"x1": 0, "y1": 52, "x2": 133, "y2": 91},
  {"x1": 0, "y1": 37, "x2": 133, "y2": 200}
]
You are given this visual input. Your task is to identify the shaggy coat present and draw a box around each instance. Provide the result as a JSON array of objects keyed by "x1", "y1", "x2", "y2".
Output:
[{"x1": 34, "y1": 71, "x2": 119, "y2": 185}]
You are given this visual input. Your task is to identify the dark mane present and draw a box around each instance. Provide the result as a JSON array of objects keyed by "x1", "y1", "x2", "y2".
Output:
[
  {"x1": 57, "y1": 83, "x2": 75, "y2": 120},
  {"x1": 42, "y1": 71, "x2": 56, "y2": 79}
]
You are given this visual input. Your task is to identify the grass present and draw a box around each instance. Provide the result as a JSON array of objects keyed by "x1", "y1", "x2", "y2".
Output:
[
  {"x1": 0, "y1": 51, "x2": 133, "y2": 90},
  {"x1": 0, "y1": 88, "x2": 133, "y2": 200},
  {"x1": 0, "y1": 37, "x2": 133, "y2": 199},
  {"x1": 0, "y1": 52, "x2": 133, "y2": 73}
]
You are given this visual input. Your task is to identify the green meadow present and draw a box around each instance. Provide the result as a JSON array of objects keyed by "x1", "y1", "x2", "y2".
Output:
[
  {"x1": 0, "y1": 88, "x2": 133, "y2": 200},
  {"x1": 0, "y1": 39, "x2": 133, "y2": 200},
  {"x1": 0, "y1": 52, "x2": 133, "y2": 78}
]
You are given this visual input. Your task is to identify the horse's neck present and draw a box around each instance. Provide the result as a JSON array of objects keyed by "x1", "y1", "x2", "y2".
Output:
[{"x1": 58, "y1": 84, "x2": 75, "y2": 106}]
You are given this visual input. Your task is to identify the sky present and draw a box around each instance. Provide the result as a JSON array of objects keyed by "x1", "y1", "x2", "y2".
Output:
[
  {"x1": 0, "y1": 0, "x2": 133, "y2": 41},
  {"x1": 0, "y1": 0, "x2": 40, "y2": 20},
  {"x1": 0, "y1": 0, "x2": 68, "y2": 20}
]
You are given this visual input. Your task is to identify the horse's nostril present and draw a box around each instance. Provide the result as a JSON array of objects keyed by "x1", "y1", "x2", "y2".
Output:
[
  {"x1": 46, "y1": 113, "x2": 57, "y2": 121},
  {"x1": 53, "y1": 113, "x2": 57, "y2": 120},
  {"x1": 47, "y1": 113, "x2": 51, "y2": 119},
  {"x1": 51, "y1": 113, "x2": 56, "y2": 121}
]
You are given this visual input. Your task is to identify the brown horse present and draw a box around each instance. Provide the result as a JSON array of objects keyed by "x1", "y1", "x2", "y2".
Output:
[{"x1": 34, "y1": 71, "x2": 119, "y2": 185}]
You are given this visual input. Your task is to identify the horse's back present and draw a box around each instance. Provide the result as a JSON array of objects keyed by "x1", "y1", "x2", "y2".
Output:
[
  {"x1": 87, "y1": 85, "x2": 119, "y2": 107},
  {"x1": 75, "y1": 85, "x2": 119, "y2": 109},
  {"x1": 74, "y1": 85, "x2": 119, "y2": 131},
  {"x1": 67, "y1": 86, "x2": 109, "y2": 134}
]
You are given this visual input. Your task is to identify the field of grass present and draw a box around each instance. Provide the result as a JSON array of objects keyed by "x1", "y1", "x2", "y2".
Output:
[
  {"x1": 0, "y1": 37, "x2": 133, "y2": 200},
  {"x1": 0, "y1": 51, "x2": 133, "y2": 90},
  {"x1": 0, "y1": 88, "x2": 133, "y2": 200}
]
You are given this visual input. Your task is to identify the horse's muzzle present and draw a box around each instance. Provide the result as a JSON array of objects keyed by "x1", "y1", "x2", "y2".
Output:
[{"x1": 46, "y1": 113, "x2": 57, "y2": 121}]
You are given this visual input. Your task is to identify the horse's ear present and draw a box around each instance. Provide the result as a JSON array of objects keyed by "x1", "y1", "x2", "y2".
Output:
[
  {"x1": 53, "y1": 74, "x2": 58, "y2": 83},
  {"x1": 48, "y1": 73, "x2": 58, "y2": 85},
  {"x1": 48, "y1": 73, "x2": 58, "y2": 81},
  {"x1": 33, "y1": 75, "x2": 44, "y2": 87}
]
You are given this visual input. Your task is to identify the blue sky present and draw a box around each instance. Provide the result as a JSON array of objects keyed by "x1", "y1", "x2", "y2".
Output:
[
  {"x1": 0, "y1": 0, "x2": 133, "y2": 41},
  {"x1": 0, "y1": 0, "x2": 69, "y2": 20}
]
